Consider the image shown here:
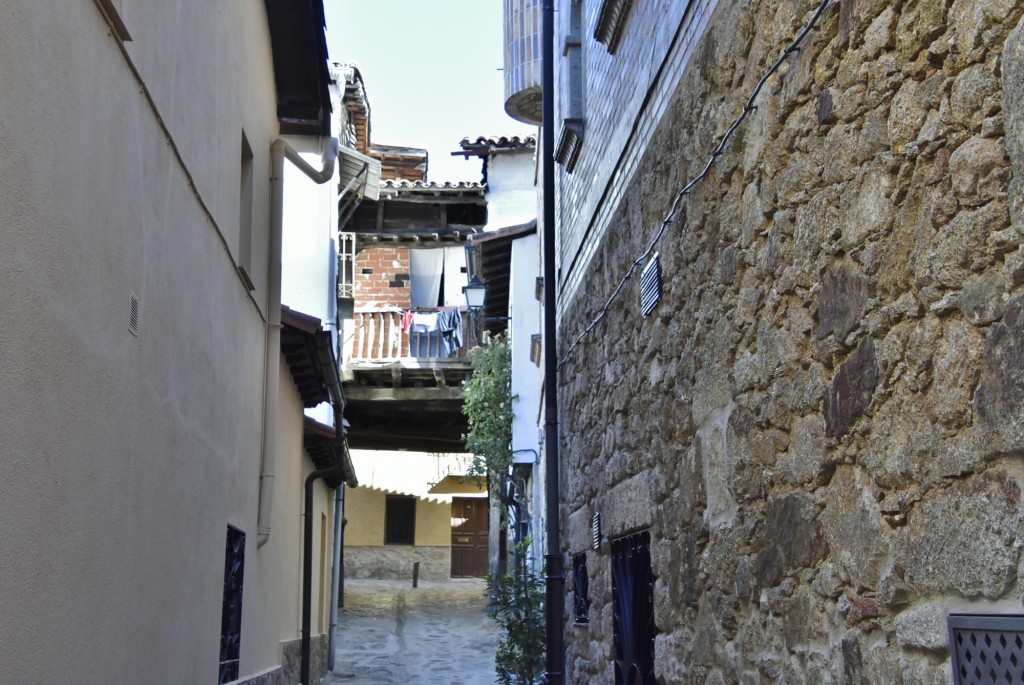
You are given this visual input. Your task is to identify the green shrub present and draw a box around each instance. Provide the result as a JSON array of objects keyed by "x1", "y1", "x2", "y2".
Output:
[{"x1": 487, "y1": 540, "x2": 546, "y2": 685}]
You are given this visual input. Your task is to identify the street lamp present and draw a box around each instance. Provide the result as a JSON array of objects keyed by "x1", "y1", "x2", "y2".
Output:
[{"x1": 464, "y1": 275, "x2": 487, "y2": 311}]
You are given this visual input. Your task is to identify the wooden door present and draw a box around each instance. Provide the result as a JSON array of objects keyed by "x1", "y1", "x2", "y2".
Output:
[{"x1": 451, "y1": 497, "x2": 489, "y2": 577}]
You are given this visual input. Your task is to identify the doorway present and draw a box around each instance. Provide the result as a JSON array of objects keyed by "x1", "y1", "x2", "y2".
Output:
[{"x1": 450, "y1": 497, "x2": 489, "y2": 577}]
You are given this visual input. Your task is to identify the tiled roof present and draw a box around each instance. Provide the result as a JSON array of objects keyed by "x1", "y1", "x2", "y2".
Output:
[
  {"x1": 459, "y1": 135, "x2": 537, "y2": 150},
  {"x1": 381, "y1": 179, "x2": 486, "y2": 191}
]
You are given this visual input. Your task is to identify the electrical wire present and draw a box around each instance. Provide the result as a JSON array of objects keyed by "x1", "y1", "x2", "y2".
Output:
[{"x1": 557, "y1": 0, "x2": 835, "y2": 370}]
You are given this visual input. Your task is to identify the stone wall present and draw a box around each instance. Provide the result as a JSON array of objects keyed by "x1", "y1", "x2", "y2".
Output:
[
  {"x1": 559, "y1": 0, "x2": 1024, "y2": 682},
  {"x1": 346, "y1": 546, "x2": 451, "y2": 581}
]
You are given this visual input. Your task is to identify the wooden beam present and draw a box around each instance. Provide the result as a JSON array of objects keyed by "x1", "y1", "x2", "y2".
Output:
[{"x1": 345, "y1": 386, "x2": 465, "y2": 401}]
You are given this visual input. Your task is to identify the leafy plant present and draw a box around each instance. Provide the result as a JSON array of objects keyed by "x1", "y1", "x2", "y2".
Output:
[
  {"x1": 487, "y1": 540, "x2": 546, "y2": 685},
  {"x1": 462, "y1": 335, "x2": 514, "y2": 499}
]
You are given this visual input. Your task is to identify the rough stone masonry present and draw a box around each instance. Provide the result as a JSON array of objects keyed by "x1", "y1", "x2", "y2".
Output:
[{"x1": 559, "y1": 0, "x2": 1024, "y2": 682}]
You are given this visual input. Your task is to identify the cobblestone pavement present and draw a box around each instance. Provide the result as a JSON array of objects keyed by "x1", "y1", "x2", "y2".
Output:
[{"x1": 324, "y1": 578, "x2": 500, "y2": 685}]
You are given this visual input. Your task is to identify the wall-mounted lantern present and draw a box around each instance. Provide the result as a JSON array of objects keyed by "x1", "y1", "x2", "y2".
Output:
[{"x1": 464, "y1": 275, "x2": 487, "y2": 311}]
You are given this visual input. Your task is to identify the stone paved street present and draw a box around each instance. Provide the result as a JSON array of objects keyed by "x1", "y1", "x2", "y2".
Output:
[{"x1": 324, "y1": 578, "x2": 500, "y2": 685}]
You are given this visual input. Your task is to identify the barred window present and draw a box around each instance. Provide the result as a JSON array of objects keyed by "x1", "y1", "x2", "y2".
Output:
[
  {"x1": 611, "y1": 531, "x2": 657, "y2": 685},
  {"x1": 573, "y1": 553, "x2": 591, "y2": 624},
  {"x1": 385, "y1": 495, "x2": 416, "y2": 545}
]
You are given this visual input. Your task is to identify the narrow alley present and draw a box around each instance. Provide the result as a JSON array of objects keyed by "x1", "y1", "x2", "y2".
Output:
[{"x1": 326, "y1": 579, "x2": 500, "y2": 685}]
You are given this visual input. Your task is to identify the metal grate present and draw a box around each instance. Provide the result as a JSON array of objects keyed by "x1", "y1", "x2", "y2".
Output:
[
  {"x1": 128, "y1": 291, "x2": 140, "y2": 336},
  {"x1": 949, "y1": 614, "x2": 1024, "y2": 685},
  {"x1": 640, "y1": 253, "x2": 661, "y2": 317},
  {"x1": 219, "y1": 526, "x2": 245, "y2": 684},
  {"x1": 592, "y1": 511, "x2": 602, "y2": 550},
  {"x1": 611, "y1": 531, "x2": 657, "y2": 685},
  {"x1": 573, "y1": 553, "x2": 591, "y2": 624}
]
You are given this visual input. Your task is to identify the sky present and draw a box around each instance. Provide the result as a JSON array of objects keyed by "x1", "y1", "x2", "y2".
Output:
[{"x1": 324, "y1": 0, "x2": 536, "y2": 183}]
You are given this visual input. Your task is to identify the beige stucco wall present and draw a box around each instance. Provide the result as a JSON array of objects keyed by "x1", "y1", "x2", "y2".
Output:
[
  {"x1": 416, "y1": 495, "x2": 452, "y2": 547},
  {"x1": 0, "y1": 1, "x2": 307, "y2": 683},
  {"x1": 245, "y1": 363, "x2": 334, "y2": 675},
  {"x1": 344, "y1": 484, "x2": 386, "y2": 546}
]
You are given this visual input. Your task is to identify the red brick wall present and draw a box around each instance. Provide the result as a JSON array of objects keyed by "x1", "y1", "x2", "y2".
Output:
[{"x1": 354, "y1": 246, "x2": 411, "y2": 308}]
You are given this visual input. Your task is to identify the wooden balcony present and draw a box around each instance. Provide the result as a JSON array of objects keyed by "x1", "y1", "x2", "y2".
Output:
[
  {"x1": 342, "y1": 307, "x2": 477, "y2": 452},
  {"x1": 349, "y1": 306, "x2": 476, "y2": 362}
]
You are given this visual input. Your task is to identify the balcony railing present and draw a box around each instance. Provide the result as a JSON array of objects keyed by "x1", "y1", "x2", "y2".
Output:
[{"x1": 350, "y1": 307, "x2": 474, "y2": 361}]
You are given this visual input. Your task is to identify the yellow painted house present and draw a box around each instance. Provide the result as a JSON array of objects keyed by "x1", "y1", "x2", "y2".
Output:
[{"x1": 343, "y1": 451, "x2": 489, "y2": 582}]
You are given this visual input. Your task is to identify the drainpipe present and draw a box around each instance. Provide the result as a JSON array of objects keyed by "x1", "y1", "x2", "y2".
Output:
[
  {"x1": 302, "y1": 467, "x2": 341, "y2": 685},
  {"x1": 541, "y1": 0, "x2": 564, "y2": 683},
  {"x1": 257, "y1": 137, "x2": 339, "y2": 548},
  {"x1": 327, "y1": 483, "x2": 343, "y2": 672}
]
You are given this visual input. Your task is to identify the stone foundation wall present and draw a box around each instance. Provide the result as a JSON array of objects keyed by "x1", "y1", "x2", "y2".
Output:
[
  {"x1": 560, "y1": 0, "x2": 1024, "y2": 683},
  {"x1": 235, "y1": 635, "x2": 327, "y2": 685},
  {"x1": 345, "y1": 546, "x2": 451, "y2": 581}
]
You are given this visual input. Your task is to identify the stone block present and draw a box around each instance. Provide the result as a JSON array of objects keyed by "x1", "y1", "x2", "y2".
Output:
[
  {"x1": 958, "y1": 271, "x2": 1007, "y2": 326},
  {"x1": 816, "y1": 261, "x2": 872, "y2": 340},
  {"x1": 602, "y1": 470, "x2": 657, "y2": 538},
  {"x1": 696, "y1": 402, "x2": 739, "y2": 529},
  {"x1": 1004, "y1": 14, "x2": 1024, "y2": 233},
  {"x1": 567, "y1": 505, "x2": 593, "y2": 555},
  {"x1": 753, "y1": 492, "x2": 828, "y2": 588},
  {"x1": 974, "y1": 294, "x2": 1024, "y2": 453},
  {"x1": 779, "y1": 414, "x2": 829, "y2": 486},
  {"x1": 894, "y1": 603, "x2": 950, "y2": 652},
  {"x1": 948, "y1": 135, "x2": 1010, "y2": 207},
  {"x1": 925, "y1": 201, "x2": 1003, "y2": 290},
  {"x1": 820, "y1": 466, "x2": 890, "y2": 590},
  {"x1": 842, "y1": 170, "x2": 894, "y2": 253},
  {"x1": 949, "y1": 63, "x2": 1001, "y2": 132},
  {"x1": 928, "y1": 319, "x2": 984, "y2": 430},
  {"x1": 899, "y1": 470, "x2": 1023, "y2": 598},
  {"x1": 824, "y1": 337, "x2": 878, "y2": 437}
]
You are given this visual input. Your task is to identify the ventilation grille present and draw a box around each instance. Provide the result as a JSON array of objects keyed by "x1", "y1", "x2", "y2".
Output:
[
  {"x1": 128, "y1": 291, "x2": 140, "y2": 336},
  {"x1": 948, "y1": 614, "x2": 1024, "y2": 685},
  {"x1": 594, "y1": 0, "x2": 634, "y2": 53},
  {"x1": 640, "y1": 253, "x2": 661, "y2": 317},
  {"x1": 592, "y1": 511, "x2": 602, "y2": 550}
]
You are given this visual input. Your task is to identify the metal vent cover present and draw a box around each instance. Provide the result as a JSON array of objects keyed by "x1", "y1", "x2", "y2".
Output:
[
  {"x1": 592, "y1": 512, "x2": 602, "y2": 550},
  {"x1": 948, "y1": 613, "x2": 1024, "y2": 685},
  {"x1": 128, "y1": 291, "x2": 140, "y2": 336},
  {"x1": 640, "y1": 253, "x2": 661, "y2": 317}
]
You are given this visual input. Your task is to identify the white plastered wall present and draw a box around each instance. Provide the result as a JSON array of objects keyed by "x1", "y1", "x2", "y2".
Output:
[{"x1": 485, "y1": 148, "x2": 537, "y2": 230}]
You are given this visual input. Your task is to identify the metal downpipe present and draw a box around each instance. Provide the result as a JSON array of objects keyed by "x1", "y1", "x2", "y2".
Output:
[
  {"x1": 541, "y1": 0, "x2": 564, "y2": 682},
  {"x1": 327, "y1": 484, "x2": 343, "y2": 672},
  {"x1": 256, "y1": 138, "x2": 339, "y2": 549},
  {"x1": 302, "y1": 467, "x2": 340, "y2": 685}
]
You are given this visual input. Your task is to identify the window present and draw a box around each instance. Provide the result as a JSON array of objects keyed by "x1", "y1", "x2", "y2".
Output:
[
  {"x1": 409, "y1": 248, "x2": 467, "y2": 307},
  {"x1": 219, "y1": 526, "x2": 245, "y2": 685},
  {"x1": 385, "y1": 496, "x2": 416, "y2": 545},
  {"x1": 611, "y1": 531, "x2": 657, "y2": 685}
]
